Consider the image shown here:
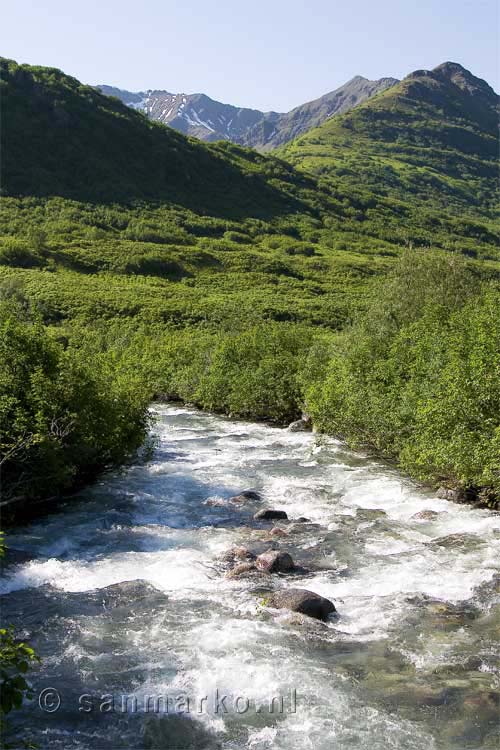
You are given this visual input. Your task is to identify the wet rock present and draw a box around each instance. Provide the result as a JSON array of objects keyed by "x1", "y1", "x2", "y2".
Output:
[
  {"x1": 437, "y1": 486, "x2": 478, "y2": 504},
  {"x1": 412, "y1": 510, "x2": 442, "y2": 521},
  {"x1": 279, "y1": 611, "x2": 329, "y2": 631},
  {"x1": 225, "y1": 562, "x2": 258, "y2": 579},
  {"x1": 256, "y1": 550, "x2": 295, "y2": 573},
  {"x1": 295, "y1": 516, "x2": 311, "y2": 523},
  {"x1": 269, "y1": 527, "x2": 289, "y2": 537},
  {"x1": 428, "y1": 532, "x2": 480, "y2": 550},
  {"x1": 288, "y1": 418, "x2": 312, "y2": 432},
  {"x1": 220, "y1": 546, "x2": 256, "y2": 565},
  {"x1": 229, "y1": 490, "x2": 261, "y2": 503},
  {"x1": 254, "y1": 509, "x2": 288, "y2": 521},
  {"x1": 405, "y1": 594, "x2": 479, "y2": 630},
  {"x1": 267, "y1": 588, "x2": 336, "y2": 621}
]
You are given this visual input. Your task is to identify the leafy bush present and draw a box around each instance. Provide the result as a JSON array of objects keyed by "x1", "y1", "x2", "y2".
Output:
[
  {"x1": 304, "y1": 249, "x2": 500, "y2": 504},
  {"x1": 0, "y1": 301, "x2": 151, "y2": 506},
  {"x1": 0, "y1": 240, "x2": 44, "y2": 269}
]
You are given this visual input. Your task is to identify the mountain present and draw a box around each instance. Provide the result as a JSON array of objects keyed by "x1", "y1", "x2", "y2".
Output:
[
  {"x1": 0, "y1": 58, "x2": 318, "y2": 217},
  {"x1": 97, "y1": 84, "x2": 278, "y2": 144},
  {"x1": 253, "y1": 75, "x2": 399, "y2": 150},
  {"x1": 280, "y1": 62, "x2": 500, "y2": 218},
  {"x1": 97, "y1": 76, "x2": 398, "y2": 149}
]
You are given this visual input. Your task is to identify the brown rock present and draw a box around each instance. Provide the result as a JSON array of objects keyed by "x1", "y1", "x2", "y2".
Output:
[
  {"x1": 221, "y1": 546, "x2": 256, "y2": 564},
  {"x1": 269, "y1": 527, "x2": 288, "y2": 537},
  {"x1": 225, "y1": 562, "x2": 257, "y2": 579},
  {"x1": 256, "y1": 550, "x2": 295, "y2": 573},
  {"x1": 267, "y1": 588, "x2": 336, "y2": 621}
]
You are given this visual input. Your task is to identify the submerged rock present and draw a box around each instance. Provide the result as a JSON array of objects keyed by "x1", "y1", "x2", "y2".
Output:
[
  {"x1": 254, "y1": 509, "x2": 288, "y2": 521},
  {"x1": 204, "y1": 497, "x2": 227, "y2": 507},
  {"x1": 412, "y1": 510, "x2": 442, "y2": 521},
  {"x1": 256, "y1": 550, "x2": 295, "y2": 573},
  {"x1": 267, "y1": 588, "x2": 336, "y2": 621}
]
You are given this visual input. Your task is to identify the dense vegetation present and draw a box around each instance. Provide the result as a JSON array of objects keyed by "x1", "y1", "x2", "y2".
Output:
[
  {"x1": 0, "y1": 296, "x2": 149, "y2": 514},
  {"x1": 303, "y1": 251, "x2": 500, "y2": 506},
  {"x1": 0, "y1": 58, "x2": 498, "y2": 516}
]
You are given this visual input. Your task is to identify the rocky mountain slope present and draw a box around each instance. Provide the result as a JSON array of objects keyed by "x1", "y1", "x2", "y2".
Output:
[{"x1": 98, "y1": 75, "x2": 398, "y2": 149}]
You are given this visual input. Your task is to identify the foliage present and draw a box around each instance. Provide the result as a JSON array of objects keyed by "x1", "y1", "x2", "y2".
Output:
[
  {"x1": 304, "y1": 250, "x2": 500, "y2": 506},
  {"x1": 0, "y1": 300, "x2": 150, "y2": 507},
  {"x1": 0, "y1": 628, "x2": 38, "y2": 715}
]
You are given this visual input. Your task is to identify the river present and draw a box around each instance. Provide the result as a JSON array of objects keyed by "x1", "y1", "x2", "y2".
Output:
[{"x1": 1, "y1": 405, "x2": 499, "y2": 749}]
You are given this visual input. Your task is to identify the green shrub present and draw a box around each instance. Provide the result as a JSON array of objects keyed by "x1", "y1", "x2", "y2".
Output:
[{"x1": 0, "y1": 301, "x2": 150, "y2": 505}]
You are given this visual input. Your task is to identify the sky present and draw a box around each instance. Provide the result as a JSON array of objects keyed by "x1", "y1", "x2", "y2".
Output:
[{"x1": 1, "y1": 0, "x2": 498, "y2": 111}]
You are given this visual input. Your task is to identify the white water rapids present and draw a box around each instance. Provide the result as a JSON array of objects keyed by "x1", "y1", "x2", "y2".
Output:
[{"x1": 1, "y1": 405, "x2": 499, "y2": 749}]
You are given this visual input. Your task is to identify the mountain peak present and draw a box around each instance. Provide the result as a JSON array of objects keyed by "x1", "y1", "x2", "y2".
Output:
[
  {"x1": 406, "y1": 62, "x2": 497, "y2": 99},
  {"x1": 433, "y1": 61, "x2": 468, "y2": 77}
]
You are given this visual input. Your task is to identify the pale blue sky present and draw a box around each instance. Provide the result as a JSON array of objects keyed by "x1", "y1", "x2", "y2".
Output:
[{"x1": 1, "y1": 0, "x2": 498, "y2": 111}]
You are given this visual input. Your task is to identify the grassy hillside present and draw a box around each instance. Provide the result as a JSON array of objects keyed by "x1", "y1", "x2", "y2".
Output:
[
  {"x1": 0, "y1": 58, "x2": 499, "y2": 514},
  {"x1": 280, "y1": 62, "x2": 499, "y2": 257}
]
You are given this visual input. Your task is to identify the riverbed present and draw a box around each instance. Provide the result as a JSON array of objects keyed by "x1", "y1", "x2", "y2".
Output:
[{"x1": 1, "y1": 405, "x2": 499, "y2": 749}]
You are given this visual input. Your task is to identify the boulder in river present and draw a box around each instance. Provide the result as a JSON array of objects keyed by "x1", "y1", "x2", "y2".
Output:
[
  {"x1": 269, "y1": 527, "x2": 289, "y2": 537},
  {"x1": 228, "y1": 489, "x2": 261, "y2": 504},
  {"x1": 254, "y1": 509, "x2": 288, "y2": 521},
  {"x1": 437, "y1": 486, "x2": 478, "y2": 504},
  {"x1": 287, "y1": 417, "x2": 312, "y2": 432},
  {"x1": 256, "y1": 550, "x2": 295, "y2": 573},
  {"x1": 267, "y1": 588, "x2": 336, "y2": 621},
  {"x1": 221, "y1": 546, "x2": 256, "y2": 565},
  {"x1": 225, "y1": 562, "x2": 258, "y2": 579}
]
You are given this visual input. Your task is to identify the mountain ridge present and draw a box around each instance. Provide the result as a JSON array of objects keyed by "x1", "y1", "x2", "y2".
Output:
[{"x1": 97, "y1": 75, "x2": 399, "y2": 149}]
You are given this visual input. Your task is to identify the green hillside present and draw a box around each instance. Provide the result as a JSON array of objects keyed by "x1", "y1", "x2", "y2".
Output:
[
  {"x1": 280, "y1": 62, "x2": 499, "y2": 257},
  {"x1": 0, "y1": 58, "x2": 499, "y2": 515},
  {"x1": 0, "y1": 57, "x2": 319, "y2": 218}
]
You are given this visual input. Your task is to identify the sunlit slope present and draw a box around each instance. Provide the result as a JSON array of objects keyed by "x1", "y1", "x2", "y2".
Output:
[{"x1": 280, "y1": 62, "x2": 499, "y2": 251}]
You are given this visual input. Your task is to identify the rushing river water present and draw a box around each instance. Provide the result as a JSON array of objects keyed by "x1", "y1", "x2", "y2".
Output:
[{"x1": 1, "y1": 405, "x2": 499, "y2": 749}]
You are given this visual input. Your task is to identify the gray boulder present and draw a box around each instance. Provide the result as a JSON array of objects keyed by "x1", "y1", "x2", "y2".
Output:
[{"x1": 267, "y1": 588, "x2": 336, "y2": 621}]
